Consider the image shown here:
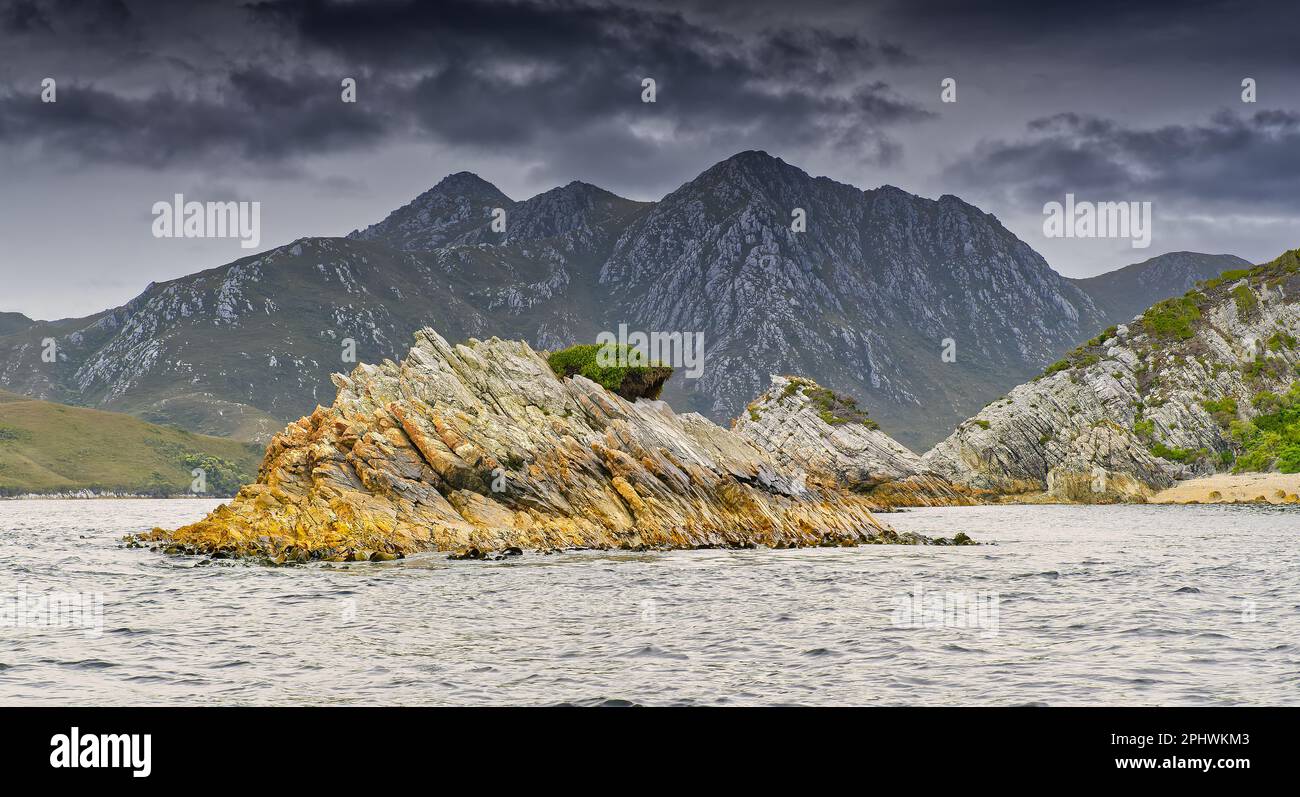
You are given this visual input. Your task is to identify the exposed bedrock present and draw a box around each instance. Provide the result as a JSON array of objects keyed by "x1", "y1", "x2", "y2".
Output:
[{"x1": 139, "y1": 330, "x2": 963, "y2": 561}]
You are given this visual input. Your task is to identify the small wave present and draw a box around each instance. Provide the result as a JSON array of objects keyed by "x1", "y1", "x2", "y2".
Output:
[
  {"x1": 625, "y1": 645, "x2": 688, "y2": 660},
  {"x1": 62, "y1": 659, "x2": 117, "y2": 669}
]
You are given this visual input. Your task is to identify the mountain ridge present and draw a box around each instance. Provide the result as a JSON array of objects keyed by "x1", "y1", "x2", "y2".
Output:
[
  {"x1": 0, "y1": 151, "x2": 1248, "y2": 452},
  {"x1": 1067, "y1": 252, "x2": 1252, "y2": 326},
  {"x1": 0, "y1": 312, "x2": 33, "y2": 336}
]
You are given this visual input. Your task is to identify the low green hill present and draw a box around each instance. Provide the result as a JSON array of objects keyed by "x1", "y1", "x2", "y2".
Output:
[{"x1": 0, "y1": 390, "x2": 262, "y2": 496}]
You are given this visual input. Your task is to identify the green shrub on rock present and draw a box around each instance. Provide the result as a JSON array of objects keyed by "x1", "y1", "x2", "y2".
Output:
[
  {"x1": 547, "y1": 344, "x2": 674, "y2": 401},
  {"x1": 1201, "y1": 396, "x2": 1238, "y2": 428},
  {"x1": 780, "y1": 377, "x2": 879, "y2": 428},
  {"x1": 1150, "y1": 442, "x2": 1207, "y2": 464},
  {"x1": 1140, "y1": 294, "x2": 1202, "y2": 340},
  {"x1": 1232, "y1": 284, "x2": 1259, "y2": 318},
  {"x1": 1229, "y1": 381, "x2": 1300, "y2": 473}
]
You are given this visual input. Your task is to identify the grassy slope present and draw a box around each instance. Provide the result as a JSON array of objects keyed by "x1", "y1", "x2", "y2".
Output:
[{"x1": 0, "y1": 389, "x2": 262, "y2": 495}]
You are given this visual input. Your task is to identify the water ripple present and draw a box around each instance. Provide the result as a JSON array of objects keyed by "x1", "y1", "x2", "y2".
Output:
[{"x1": 0, "y1": 499, "x2": 1296, "y2": 705}]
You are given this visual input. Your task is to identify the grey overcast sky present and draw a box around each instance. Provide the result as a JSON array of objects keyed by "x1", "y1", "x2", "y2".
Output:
[{"x1": 2, "y1": 0, "x2": 1298, "y2": 320}]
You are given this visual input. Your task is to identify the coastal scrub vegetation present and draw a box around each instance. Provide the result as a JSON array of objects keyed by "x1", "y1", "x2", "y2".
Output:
[
  {"x1": 1196, "y1": 268, "x2": 1253, "y2": 291},
  {"x1": 1229, "y1": 381, "x2": 1300, "y2": 473},
  {"x1": 179, "y1": 453, "x2": 249, "y2": 495},
  {"x1": 1087, "y1": 325, "x2": 1118, "y2": 347},
  {"x1": 1036, "y1": 326, "x2": 1117, "y2": 381},
  {"x1": 1232, "y1": 284, "x2": 1259, "y2": 318},
  {"x1": 1201, "y1": 396, "x2": 1238, "y2": 427},
  {"x1": 1196, "y1": 249, "x2": 1300, "y2": 293},
  {"x1": 781, "y1": 377, "x2": 879, "y2": 427},
  {"x1": 1242, "y1": 356, "x2": 1290, "y2": 385},
  {"x1": 1038, "y1": 349, "x2": 1100, "y2": 380},
  {"x1": 547, "y1": 343, "x2": 674, "y2": 401},
  {"x1": 1123, "y1": 249, "x2": 1300, "y2": 348},
  {"x1": 1267, "y1": 331, "x2": 1297, "y2": 352},
  {"x1": 1139, "y1": 293, "x2": 1203, "y2": 340},
  {"x1": 1149, "y1": 441, "x2": 1208, "y2": 464}
]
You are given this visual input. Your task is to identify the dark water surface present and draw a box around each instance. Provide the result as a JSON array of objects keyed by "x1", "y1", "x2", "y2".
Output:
[{"x1": 0, "y1": 499, "x2": 1296, "y2": 705}]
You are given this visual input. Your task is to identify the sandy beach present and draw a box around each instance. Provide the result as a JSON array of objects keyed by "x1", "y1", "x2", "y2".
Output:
[{"x1": 1150, "y1": 473, "x2": 1300, "y2": 504}]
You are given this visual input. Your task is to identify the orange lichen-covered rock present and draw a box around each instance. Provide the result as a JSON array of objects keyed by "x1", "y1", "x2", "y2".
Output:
[{"x1": 138, "y1": 329, "x2": 947, "y2": 561}]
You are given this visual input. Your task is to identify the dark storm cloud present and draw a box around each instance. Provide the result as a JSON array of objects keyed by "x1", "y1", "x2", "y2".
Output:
[
  {"x1": 874, "y1": 0, "x2": 1300, "y2": 63},
  {"x1": 1, "y1": 0, "x2": 52, "y2": 32},
  {"x1": 0, "y1": 68, "x2": 390, "y2": 168},
  {"x1": 4, "y1": 0, "x2": 1300, "y2": 321},
  {"x1": 0, "y1": 0, "x2": 930, "y2": 174},
  {"x1": 251, "y1": 0, "x2": 905, "y2": 83},
  {"x1": 946, "y1": 109, "x2": 1300, "y2": 212},
  {"x1": 2, "y1": 0, "x2": 132, "y2": 35}
]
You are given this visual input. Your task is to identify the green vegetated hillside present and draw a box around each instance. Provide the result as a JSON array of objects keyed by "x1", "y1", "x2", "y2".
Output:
[
  {"x1": 1058, "y1": 250, "x2": 1300, "y2": 472},
  {"x1": 923, "y1": 248, "x2": 1300, "y2": 498},
  {"x1": 1225, "y1": 355, "x2": 1300, "y2": 473},
  {"x1": 0, "y1": 389, "x2": 263, "y2": 496}
]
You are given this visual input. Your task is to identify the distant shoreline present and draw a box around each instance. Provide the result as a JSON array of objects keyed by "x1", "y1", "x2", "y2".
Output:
[{"x1": 4, "y1": 475, "x2": 1298, "y2": 506}]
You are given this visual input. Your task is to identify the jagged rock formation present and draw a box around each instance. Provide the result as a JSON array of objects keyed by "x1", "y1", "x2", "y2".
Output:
[
  {"x1": 734, "y1": 375, "x2": 980, "y2": 507},
  {"x1": 1043, "y1": 422, "x2": 1174, "y2": 502},
  {"x1": 0, "y1": 152, "x2": 1234, "y2": 452},
  {"x1": 593, "y1": 153, "x2": 1114, "y2": 449},
  {"x1": 139, "y1": 330, "x2": 963, "y2": 561},
  {"x1": 925, "y1": 250, "x2": 1300, "y2": 502}
]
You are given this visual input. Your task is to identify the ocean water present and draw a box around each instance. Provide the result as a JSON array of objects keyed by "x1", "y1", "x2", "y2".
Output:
[{"x1": 0, "y1": 499, "x2": 1296, "y2": 706}]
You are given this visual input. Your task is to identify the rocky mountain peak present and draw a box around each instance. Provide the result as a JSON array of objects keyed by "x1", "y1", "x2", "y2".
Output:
[
  {"x1": 347, "y1": 171, "x2": 513, "y2": 251},
  {"x1": 504, "y1": 181, "x2": 644, "y2": 242},
  {"x1": 0, "y1": 150, "x2": 1250, "y2": 458},
  {"x1": 430, "y1": 170, "x2": 508, "y2": 198},
  {"x1": 709, "y1": 148, "x2": 784, "y2": 172}
]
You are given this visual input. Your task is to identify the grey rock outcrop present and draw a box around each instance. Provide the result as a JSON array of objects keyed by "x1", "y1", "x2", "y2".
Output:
[
  {"x1": 735, "y1": 375, "x2": 978, "y2": 506},
  {"x1": 925, "y1": 251, "x2": 1300, "y2": 499},
  {"x1": 141, "y1": 330, "x2": 958, "y2": 560}
]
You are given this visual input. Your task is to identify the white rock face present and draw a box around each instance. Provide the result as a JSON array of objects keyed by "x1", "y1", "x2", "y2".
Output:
[
  {"x1": 925, "y1": 256, "x2": 1300, "y2": 499},
  {"x1": 735, "y1": 375, "x2": 976, "y2": 506}
]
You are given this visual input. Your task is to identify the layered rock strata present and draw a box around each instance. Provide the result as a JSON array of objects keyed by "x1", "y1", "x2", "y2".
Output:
[
  {"x1": 734, "y1": 376, "x2": 981, "y2": 507},
  {"x1": 140, "y1": 331, "x2": 957, "y2": 561},
  {"x1": 925, "y1": 251, "x2": 1300, "y2": 502}
]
